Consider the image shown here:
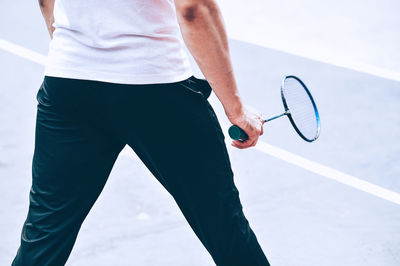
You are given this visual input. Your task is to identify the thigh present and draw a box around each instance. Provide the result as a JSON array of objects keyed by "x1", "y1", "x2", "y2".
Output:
[
  {"x1": 13, "y1": 81, "x2": 125, "y2": 266},
  {"x1": 32, "y1": 82, "x2": 125, "y2": 202},
  {"x1": 121, "y1": 78, "x2": 234, "y2": 198}
]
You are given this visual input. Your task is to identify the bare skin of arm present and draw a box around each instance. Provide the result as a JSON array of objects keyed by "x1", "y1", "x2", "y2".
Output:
[
  {"x1": 174, "y1": 0, "x2": 264, "y2": 149},
  {"x1": 39, "y1": 0, "x2": 55, "y2": 38}
]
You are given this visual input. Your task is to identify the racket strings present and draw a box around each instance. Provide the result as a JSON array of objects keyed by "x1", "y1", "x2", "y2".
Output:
[{"x1": 282, "y1": 78, "x2": 319, "y2": 140}]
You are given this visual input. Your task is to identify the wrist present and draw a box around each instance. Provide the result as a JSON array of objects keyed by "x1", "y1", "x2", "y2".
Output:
[{"x1": 224, "y1": 95, "x2": 244, "y2": 120}]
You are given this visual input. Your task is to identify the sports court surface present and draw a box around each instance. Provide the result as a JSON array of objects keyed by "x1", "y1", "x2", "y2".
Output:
[{"x1": 1, "y1": 1, "x2": 399, "y2": 265}]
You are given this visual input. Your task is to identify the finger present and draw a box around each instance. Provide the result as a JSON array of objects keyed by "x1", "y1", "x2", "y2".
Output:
[
  {"x1": 231, "y1": 141, "x2": 251, "y2": 149},
  {"x1": 232, "y1": 139, "x2": 251, "y2": 147},
  {"x1": 245, "y1": 136, "x2": 258, "y2": 148},
  {"x1": 232, "y1": 139, "x2": 253, "y2": 149},
  {"x1": 231, "y1": 143, "x2": 247, "y2": 149},
  {"x1": 250, "y1": 137, "x2": 259, "y2": 147}
]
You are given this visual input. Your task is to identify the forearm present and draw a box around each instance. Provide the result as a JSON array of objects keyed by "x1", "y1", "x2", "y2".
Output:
[
  {"x1": 39, "y1": 0, "x2": 55, "y2": 38},
  {"x1": 175, "y1": 1, "x2": 243, "y2": 118}
]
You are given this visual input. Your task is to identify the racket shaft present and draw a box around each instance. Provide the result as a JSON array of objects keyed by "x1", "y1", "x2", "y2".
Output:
[{"x1": 264, "y1": 111, "x2": 288, "y2": 122}]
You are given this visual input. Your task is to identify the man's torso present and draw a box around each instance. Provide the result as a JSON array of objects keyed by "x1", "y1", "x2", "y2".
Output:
[{"x1": 45, "y1": 0, "x2": 192, "y2": 84}]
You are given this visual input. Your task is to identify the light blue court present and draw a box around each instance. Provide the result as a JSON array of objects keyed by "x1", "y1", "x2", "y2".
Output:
[{"x1": 1, "y1": 0, "x2": 399, "y2": 265}]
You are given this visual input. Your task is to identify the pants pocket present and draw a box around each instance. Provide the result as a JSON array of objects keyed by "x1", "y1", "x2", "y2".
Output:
[
  {"x1": 179, "y1": 76, "x2": 213, "y2": 100},
  {"x1": 36, "y1": 82, "x2": 51, "y2": 108},
  {"x1": 36, "y1": 77, "x2": 58, "y2": 108}
]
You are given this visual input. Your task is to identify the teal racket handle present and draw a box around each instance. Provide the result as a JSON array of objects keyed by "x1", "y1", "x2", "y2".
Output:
[{"x1": 228, "y1": 125, "x2": 249, "y2": 141}]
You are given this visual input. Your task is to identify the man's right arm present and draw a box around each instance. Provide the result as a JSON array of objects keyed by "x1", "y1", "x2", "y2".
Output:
[{"x1": 174, "y1": 0, "x2": 264, "y2": 148}]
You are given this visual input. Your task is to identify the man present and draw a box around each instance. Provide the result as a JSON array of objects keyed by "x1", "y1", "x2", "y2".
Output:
[{"x1": 12, "y1": 0, "x2": 270, "y2": 265}]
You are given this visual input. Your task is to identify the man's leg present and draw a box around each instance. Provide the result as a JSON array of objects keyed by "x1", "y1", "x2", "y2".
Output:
[
  {"x1": 114, "y1": 78, "x2": 270, "y2": 266},
  {"x1": 12, "y1": 82, "x2": 125, "y2": 265}
]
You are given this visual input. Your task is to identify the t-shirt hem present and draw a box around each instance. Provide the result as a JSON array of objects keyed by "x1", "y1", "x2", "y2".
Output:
[{"x1": 44, "y1": 67, "x2": 194, "y2": 85}]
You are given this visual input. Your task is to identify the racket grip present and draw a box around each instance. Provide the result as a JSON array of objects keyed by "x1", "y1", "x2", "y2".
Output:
[{"x1": 228, "y1": 125, "x2": 249, "y2": 141}]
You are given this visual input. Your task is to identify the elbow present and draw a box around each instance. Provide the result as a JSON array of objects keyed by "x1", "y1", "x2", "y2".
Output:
[
  {"x1": 176, "y1": 1, "x2": 216, "y2": 22},
  {"x1": 182, "y1": 4, "x2": 200, "y2": 22}
]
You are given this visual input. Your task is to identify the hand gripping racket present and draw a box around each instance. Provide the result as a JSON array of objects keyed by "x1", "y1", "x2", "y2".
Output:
[{"x1": 229, "y1": 75, "x2": 321, "y2": 142}]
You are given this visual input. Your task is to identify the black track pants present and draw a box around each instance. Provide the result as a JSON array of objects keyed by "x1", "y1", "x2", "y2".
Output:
[{"x1": 12, "y1": 76, "x2": 270, "y2": 266}]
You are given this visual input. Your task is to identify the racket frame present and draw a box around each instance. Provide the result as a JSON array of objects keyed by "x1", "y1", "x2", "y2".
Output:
[{"x1": 280, "y1": 75, "x2": 321, "y2": 142}]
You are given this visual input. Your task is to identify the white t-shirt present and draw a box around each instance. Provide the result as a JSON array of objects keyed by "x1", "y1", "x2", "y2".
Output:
[{"x1": 45, "y1": 0, "x2": 193, "y2": 84}]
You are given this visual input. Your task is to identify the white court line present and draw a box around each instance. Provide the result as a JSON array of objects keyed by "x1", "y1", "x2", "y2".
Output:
[
  {"x1": 2, "y1": 38, "x2": 400, "y2": 206},
  {"x1": 252, "y1": 140, "x2": 400, "y2": 206},
  {"x1": 0, "y1": 39, "x2": 47, "y2": 65}
]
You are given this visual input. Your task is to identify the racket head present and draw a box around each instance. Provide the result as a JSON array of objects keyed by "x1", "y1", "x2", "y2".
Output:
[{"x1": 280, "y1": 75, "x2": 321, "y2": 142}]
